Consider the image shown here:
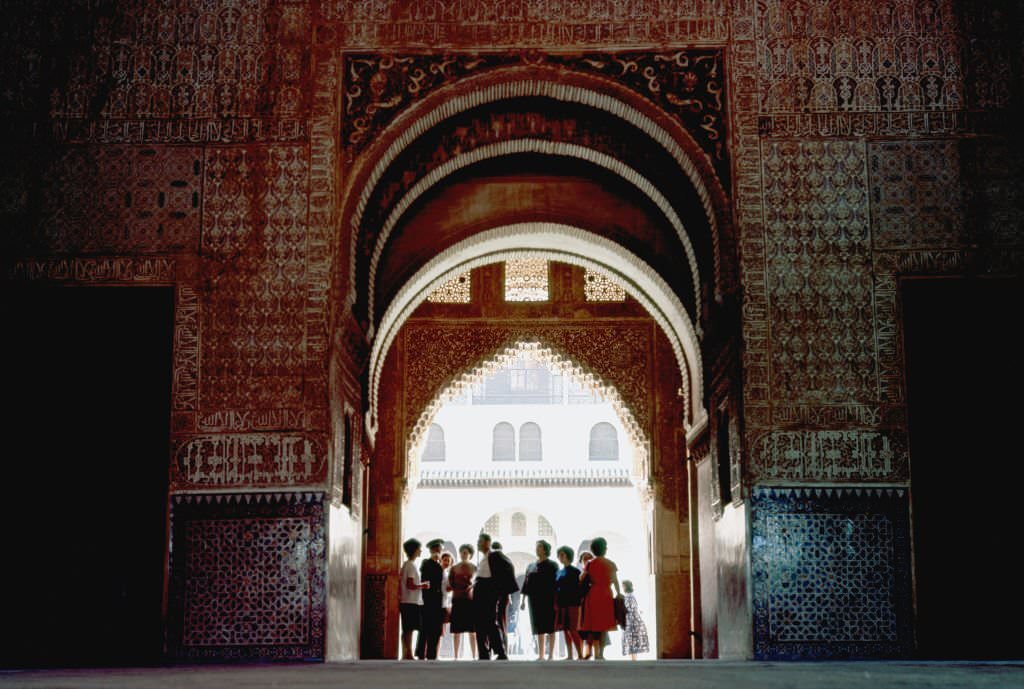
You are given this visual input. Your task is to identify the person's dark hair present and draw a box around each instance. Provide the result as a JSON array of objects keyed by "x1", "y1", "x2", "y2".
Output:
[
  {"x1": 402, "y1": 538, "x2": 421, "y2": 559},
  {"x1": 492, "y1": 541, "x2": 503, "y2": 551},
  {"x1": 590, "y1": 536, "x2": 608, "y2": 557},
  {"x1": 623, "y1": 579, "x2": 634, "y2": 593},
  {"x1": 536, "y1": 540, "x2": 552, "y2": 557},
  {"x1": 459, "y1": 543, "x2": 475, "y2": 556},
  {"x1": 557, "y1": 545, "x2": 575, "y2": 563},
  {"x1": 478, "y1": 532, "x2": 492, "y2": 544},
  {"x1": 578, "y1": 550, "x2": 593, "y2": 564}
]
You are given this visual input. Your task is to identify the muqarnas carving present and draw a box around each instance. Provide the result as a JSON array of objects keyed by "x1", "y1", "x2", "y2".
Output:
[{"x1": 168, "y1": 493, "x2": 326, "y2": 661}]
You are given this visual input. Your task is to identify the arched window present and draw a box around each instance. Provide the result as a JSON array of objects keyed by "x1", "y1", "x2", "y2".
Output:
[
  {"x1": 484, "y1": 513, "x2": 500, "y2": 537},
  {"x1": 589, "y1": 422, "x2": 618, "y2": 461},
  {"x1": 519, "y1": 422, "x2": 542, "y2": 461},
  {"x1": 511, "y1": 512, "x2": 527, "y2": 537},
  {"x1": 538, "y1": 515, "x2": 555, "y2": 540},
  {"x1": 492, "y1": 422, "x2": 515, "y2": 461},
  {"x1": 422, "y1": 423, "x2": 445, "y2": 462}
]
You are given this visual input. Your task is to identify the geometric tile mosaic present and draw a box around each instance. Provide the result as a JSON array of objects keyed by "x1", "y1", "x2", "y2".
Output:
[
  {"x1": 183, "y1": 517, "x2": 311, "y2": 646},
  {"x1": 869, "y1": 140, "x2": 964, "y2": 250},
  {"x1": 168, "y1": 493, "x2": 326, "y2": 662},
  {"x1": 751, "y1": 487, "x2": 913, "y2": 659},
  {"x1": 38, "y1": 146, "x2": 202, "y2": 254}
]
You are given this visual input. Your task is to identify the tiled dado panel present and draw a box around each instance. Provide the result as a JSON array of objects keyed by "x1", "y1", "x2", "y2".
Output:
[
  {"x1": 168, "y1": 493, "x2": 326, "y2": 662},
  {"x1": 751, "y1": 486, "x2": 913, "y2": 659}
]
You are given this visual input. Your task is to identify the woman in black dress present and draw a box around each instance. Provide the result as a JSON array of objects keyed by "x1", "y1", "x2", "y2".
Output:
[{"x1": 520, "y1": 539, "x2": 559, "y2": 660}]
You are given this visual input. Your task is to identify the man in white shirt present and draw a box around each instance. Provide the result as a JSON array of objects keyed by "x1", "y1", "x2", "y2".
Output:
[{"x1": 400, "y1": 538, "x2": 430, "y2": 660}]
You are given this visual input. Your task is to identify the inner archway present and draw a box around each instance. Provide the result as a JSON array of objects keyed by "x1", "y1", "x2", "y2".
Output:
[
  {"x1": 365, "y1": 222, "x2": 709, "y2": 445},
  {"x1": 401, "y1": 341, "x2": 657, "y2": 659},
  {"x1": 361, "y1": 260, "x2": 699, "y2": 659}
]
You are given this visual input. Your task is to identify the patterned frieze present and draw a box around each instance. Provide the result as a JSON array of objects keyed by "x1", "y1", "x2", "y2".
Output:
[
  {"x1": 305, "y1": 49, "x2": 340, "y2": 425},
  {"x1": 173, "y1": 283, "x2": 201, "y2": 413},
  {"x1": 168, "y1": 492, "x2": 326, "y2": 661},
  {"x1": 756, "y1": 0, "x2": 963, "y2": 114},
  {"x1": 750, "y1": 428, "x2": 908, "y2": 482},
  {"x1": 961, "y1": 1, "x2": 1021, "y2": 111},
  {"x1": 751, "y1": 486, "x2": 913, "y2": 659},
  {"x1": 770, "y1": 403, "x2": 905, "y2": 429},
  {"x1": 756, "y1": 109, "x2": 1008, "y2": 138},
  {"x1": 8, "y1": 255, "x2": 178, "y2": 283},
  {"x1": 730, "y1": 2, "x2": 772, "y2": 479},
  {"x1": 341, "y1": 49, "x2": 729, "y2": 183},
  {"x1": 171, "y1": 433, "x2": 328, "y2": 491},
  {"x1": 193, "y1": 409, "x2": 313, "y2": 433},
  {"x1": 35, "y1": 1, "x2": 313, "y2": 144},
  {"x1": 322, "y1": 0, "x2": 731, "y2": 47}
]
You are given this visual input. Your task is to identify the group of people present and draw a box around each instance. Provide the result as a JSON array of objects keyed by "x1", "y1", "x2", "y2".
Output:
[{"x1": 400, "y1": 533, "x2": 650, "y2": 661}]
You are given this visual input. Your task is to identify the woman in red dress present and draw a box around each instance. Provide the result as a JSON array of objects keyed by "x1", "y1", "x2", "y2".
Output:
[{"x1": 579, "y1": 537, "x2": 621, "y2": 660}]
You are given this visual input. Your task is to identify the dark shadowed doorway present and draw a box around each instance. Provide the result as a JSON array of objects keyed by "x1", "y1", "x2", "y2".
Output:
[
  {"x1": 0, "y1": 286, "x2": 173, "y2": 668},
  {"x1": 902, "y1": 277, "x2": 1024, "y2": 659}
]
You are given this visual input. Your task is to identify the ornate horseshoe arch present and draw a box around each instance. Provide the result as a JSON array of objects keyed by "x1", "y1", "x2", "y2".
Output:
[{"x1": 337, "y1": 61, "x2": 737, "y2": 335}]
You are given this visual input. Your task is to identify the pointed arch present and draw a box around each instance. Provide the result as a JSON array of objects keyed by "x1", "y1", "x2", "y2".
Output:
[{"x1": 404, "y1": 340, "x2": 652, "y2": 488}]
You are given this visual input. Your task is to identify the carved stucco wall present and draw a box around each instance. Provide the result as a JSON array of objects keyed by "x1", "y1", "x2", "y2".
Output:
[{"x1": 2, "y1": 0, "x2": 1021, "y2": 662}]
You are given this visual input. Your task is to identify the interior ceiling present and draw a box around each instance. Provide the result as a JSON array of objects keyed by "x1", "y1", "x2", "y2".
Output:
[{"x1": 374, "y1": 156, "x2": 698, "y2": 323}]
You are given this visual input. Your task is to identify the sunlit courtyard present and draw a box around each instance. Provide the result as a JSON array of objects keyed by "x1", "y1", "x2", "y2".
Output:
[{"x1": 401, "y1": 344, "x2": 656, "y2": 660}]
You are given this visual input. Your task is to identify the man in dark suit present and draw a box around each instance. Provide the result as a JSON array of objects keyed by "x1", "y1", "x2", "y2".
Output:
[
  {"x1": 473, "y1": 532, "x2": 518, "y2": 660},
  {"x1": 415, "y1": 538, "x2": 445, "y2": 659}
]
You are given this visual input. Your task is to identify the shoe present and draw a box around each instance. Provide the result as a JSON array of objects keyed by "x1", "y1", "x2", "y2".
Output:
[{"x1": 495, "y1": 655, "x2": 509, "y2": 660}]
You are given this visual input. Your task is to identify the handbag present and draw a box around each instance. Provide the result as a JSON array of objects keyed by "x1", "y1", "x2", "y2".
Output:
[{"x1": 614, "y1": 594, "x2": 627, "y2": 630}]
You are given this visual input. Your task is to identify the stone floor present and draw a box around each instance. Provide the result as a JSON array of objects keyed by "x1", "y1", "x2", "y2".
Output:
[{"x1": 3, "y1": 661, "x2": 1024, "y2": 689}]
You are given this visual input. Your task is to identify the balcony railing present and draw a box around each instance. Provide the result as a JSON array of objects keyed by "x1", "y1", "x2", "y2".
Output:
[{"x1": 417, "y1": 465, "x2": 632, "y2": 488}]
